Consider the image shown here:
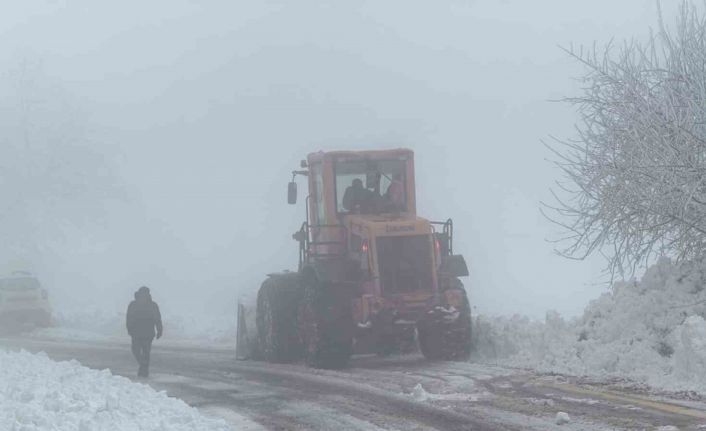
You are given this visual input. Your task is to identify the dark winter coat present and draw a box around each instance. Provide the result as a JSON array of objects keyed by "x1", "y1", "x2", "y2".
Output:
[
  {"x1": 343, "y1": 182, "x2": 374, "y2": 212},
  {"x1": 126, "y1": 288, "x2": 163, "y2": 339}
]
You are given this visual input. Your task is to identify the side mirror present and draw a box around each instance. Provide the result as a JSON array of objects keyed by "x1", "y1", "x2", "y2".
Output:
[
  {"x1": 292, "y1": 230, "x2": 306, "y2": 243},
  {"x1": 287, "y1": 182, "x2": 297, "y2": 204}
]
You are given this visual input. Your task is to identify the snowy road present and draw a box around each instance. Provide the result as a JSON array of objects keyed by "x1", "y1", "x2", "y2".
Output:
[{"x1": 2, "y1": 336, "x2": 706, "y2": 430}]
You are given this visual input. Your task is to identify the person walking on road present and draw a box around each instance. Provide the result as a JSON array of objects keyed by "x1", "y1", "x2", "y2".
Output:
[{"x1": 126, "y1": 286, "x2": 162, "y2": 378}]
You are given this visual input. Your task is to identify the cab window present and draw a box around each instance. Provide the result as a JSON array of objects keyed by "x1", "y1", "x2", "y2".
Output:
[{"x1": 335, "y1": 159, "x2": 406, "y2": 214}]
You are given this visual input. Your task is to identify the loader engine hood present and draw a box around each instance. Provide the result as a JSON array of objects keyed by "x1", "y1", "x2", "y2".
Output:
[{"x1": 345, "y1": 214, "x2": 432, "y2": 237}]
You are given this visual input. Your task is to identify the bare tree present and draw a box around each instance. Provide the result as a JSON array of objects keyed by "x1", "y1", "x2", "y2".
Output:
[{"x1": 545, "y1": 1, "x2": 706, "y2": 279}]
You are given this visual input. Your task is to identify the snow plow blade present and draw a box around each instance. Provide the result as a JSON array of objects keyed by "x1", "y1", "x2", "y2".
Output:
[{"x1": 235, "y1": 302, "x2": 251, "y2": 360}]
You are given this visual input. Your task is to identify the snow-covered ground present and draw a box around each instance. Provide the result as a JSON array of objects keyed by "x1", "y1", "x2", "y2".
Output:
[
  {"x1": 473, "y1": 257, "x2": 706, "y2": 395},
  {"x1": 0, "y1": 349, "x2": 233, "y2": 431}
]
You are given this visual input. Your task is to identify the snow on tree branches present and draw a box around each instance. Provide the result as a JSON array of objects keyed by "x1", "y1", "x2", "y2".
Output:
[{"x1": 545, "y1": 2, "x2": 706, "y2": 278}]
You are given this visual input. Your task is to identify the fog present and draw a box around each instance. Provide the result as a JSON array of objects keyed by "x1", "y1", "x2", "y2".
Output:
[{"x1": 0, "y1": 1, "x2": 680, "y2": 320}]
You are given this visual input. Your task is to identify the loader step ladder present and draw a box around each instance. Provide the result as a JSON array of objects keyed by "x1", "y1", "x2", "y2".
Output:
[{"x1": 296, "y1": 223, "x2": 347, "y2": 270}]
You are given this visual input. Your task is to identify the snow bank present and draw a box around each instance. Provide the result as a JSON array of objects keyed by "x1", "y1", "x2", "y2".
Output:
[
  {"x1": 0, "y1": 349, "x2": 232, "y2": 431},
  {"x1": 474, "y1": 257, "x2": 706, "y2": 394}
]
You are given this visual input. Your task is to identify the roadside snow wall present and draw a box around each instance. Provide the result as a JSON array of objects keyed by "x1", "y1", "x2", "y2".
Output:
[
  {"x1": 0, "y1": 349, "x2": 232, "y2": 431},
  {"x1": 473, "y1": 257, "x2": 706, "y2": 394}
]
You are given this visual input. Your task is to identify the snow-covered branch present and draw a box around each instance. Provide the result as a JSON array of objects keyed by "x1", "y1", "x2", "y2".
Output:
[{"x1": 546, "y1": 2, "x2": 706, "y2": 279}]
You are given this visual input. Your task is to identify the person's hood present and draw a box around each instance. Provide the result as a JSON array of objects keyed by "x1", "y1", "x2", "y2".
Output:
[{"x1": 134, "y1": 286, "x2": 152, "y2": 302}]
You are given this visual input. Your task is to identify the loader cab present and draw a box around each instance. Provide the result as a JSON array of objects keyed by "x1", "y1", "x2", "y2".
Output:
[
  {"x1": 292, "y1": 149, "x2": 422, "y2": 269},
  {"x1": 306, "y1": 149, "x2": 417, "y2": 226}
]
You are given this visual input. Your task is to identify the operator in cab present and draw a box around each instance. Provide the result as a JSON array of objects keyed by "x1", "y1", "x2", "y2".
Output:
[
  {"x1": 343, "y1": 178, "x2": 374, "y2": 213},
  {"x1": 385, "y1": 173, "x2": 404, "y2": 210}
]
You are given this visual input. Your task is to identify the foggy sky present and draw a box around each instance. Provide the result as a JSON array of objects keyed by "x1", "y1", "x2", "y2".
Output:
[{"x1": 0, "y1": 1, "x2": 681, "y2": 319}]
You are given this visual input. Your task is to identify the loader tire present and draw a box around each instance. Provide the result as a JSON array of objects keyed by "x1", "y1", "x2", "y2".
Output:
[
  {"x1": 418, "y1": 282, "x2": 472, "y2": 361},
  {"x1": 256, "y1": 274, "x2": 302, "y2": 363},
  {"x1": 298, "y1": 275, "x2": 353, "y2": 369}
]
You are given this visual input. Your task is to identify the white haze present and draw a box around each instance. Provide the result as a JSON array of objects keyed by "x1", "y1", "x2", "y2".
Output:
[{"x1": 0, "y1": 1, "x2": 682, "y2": 320}]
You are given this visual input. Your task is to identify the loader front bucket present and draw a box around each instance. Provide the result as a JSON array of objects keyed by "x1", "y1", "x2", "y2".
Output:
[{"x1": 235, "y1": 302, "x2": 251, "y2": 360}]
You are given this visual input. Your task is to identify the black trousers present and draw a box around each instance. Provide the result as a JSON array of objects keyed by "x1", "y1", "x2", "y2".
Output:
[{"x1": 131, "y1": 336, "x2": 153, "y2": 375}]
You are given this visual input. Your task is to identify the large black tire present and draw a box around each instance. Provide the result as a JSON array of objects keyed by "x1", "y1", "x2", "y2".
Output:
[
  {"x1": 418, "y1": 282, "x2": 472, "y2": 361},
  {"x1": 298, "y1": 273, "x2": 353, "y2": 369},
  {"x1": 256, "y1": 274, "x2": 303, "y2": 363}
]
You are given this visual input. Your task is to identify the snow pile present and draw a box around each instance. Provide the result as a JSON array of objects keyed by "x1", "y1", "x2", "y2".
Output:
[
  {"x1": 471, "y1": 310, "x2": 576, "y2": 365},
  {"x1": 474, "y1": 258, "x2": 706, "y2": 394},
  {"x1": 554, "y1": 412, "x2": 571, "y2": 425},
  {"x1": 672, "y1": 315, "x2": 706, "y2": 382},
  {"x1": 411, "y1": 383, "x2": 429, "y2": 402},
  {"x1": 0, "y1": 349, "x2": 232, "y2": 431}
]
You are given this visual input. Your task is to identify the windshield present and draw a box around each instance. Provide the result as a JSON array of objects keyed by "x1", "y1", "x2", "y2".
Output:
[
  {"x1": 0, "y1": 277, "x2": 41, "y2": 291},
  {"x1": 335, "y1": 159, "x2": 407, "y2": 214}
]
